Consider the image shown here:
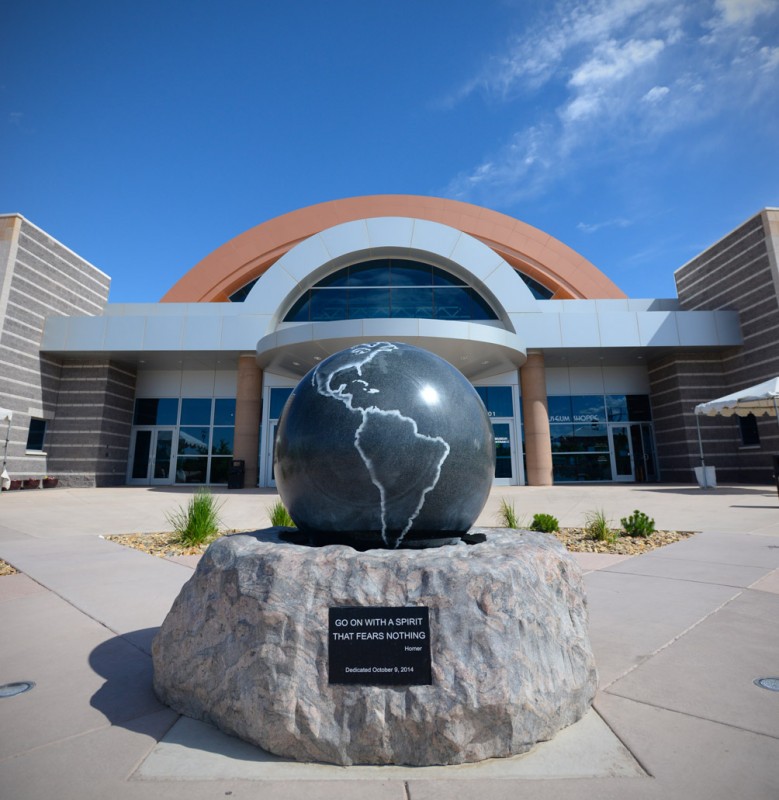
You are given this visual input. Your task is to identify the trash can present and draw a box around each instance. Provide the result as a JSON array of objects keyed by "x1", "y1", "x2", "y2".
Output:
[
  {"x1": 772, "y1": 456, "x2": 779, "y2": 500},
  {"x1": 228, "y1": 459, "x2": 245, "y2": 490}
]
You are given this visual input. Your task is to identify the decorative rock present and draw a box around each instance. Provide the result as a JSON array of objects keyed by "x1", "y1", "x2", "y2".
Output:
[
  {"x1": 275, "y1": 342, "x2": 495, "y2": 548},
  {"x1": 152, "y1": 529, "x2": 597, "y2": 766}
]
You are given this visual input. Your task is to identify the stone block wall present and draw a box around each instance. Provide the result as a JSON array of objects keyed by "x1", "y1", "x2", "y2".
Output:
[
  {"x1": 661, "y1": 209, "x2": 779, "y2": 482},
  {"x1": 46, "y1": 360, "x2": 136, "y2": 487},
  {"x1": 0, "y1": 215, "x2": 111, "y2": 483}
]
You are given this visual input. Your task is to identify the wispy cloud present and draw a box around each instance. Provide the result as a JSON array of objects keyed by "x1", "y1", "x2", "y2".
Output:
[
  {"x1": 443, "y1": 0, "x2": 779, "y2": 204},
  {"x1": 577, "y1": 217, "x2": 633, "y2": 234}
]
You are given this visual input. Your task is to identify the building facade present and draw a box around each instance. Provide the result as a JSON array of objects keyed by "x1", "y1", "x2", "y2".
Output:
[{"x1": 1, "y1": 197, "x2": 776, "y2": 489}]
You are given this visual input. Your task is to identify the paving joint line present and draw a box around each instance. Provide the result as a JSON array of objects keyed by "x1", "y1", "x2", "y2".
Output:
[
  {"x1": 599, "y1": 691, "x2": 779, "y2": 742},
  {"x1": 598, "y1": 588, "x2": 743, "y2": 691}
]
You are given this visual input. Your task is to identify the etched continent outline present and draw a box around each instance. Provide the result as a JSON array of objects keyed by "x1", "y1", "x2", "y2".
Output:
[{"x1": 312, "y1": 343, "x2": 451, "y2": 547}]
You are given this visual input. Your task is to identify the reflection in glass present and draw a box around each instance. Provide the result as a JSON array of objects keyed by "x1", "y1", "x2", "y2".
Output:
[
  {"x1": 153, "y1": 430, "x2": 173, "y2": 479},
  {"x1": 349, "y1": 288, "x2": 390, "y2": 318},
  {"x1": 391, "y1": 287, "x2": 433, "y2": 318},
  {"x1": 178, "y1": 427, "x2": 209, "y2": 455},
  {"x1": 492, "y1": 422, "x2": 513, "y2": 479},
  {"x1": 211, "y1": 427, "x2": 234, "y2": 455},
  {"x1": 175, "y1": 457, "x2": 208, "y2": 484},
  {"x1": 282, "y1": 259, "x2": 497, "y2": 322},
  {"x1": 310, "y1": 289, "x2": 348, "y2": 321}
]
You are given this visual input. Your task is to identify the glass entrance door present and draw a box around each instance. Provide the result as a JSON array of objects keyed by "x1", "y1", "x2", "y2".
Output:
[
  {"x1": 630, "y1": 423, "x2": 657, "y2": 482},
  {"x1": 266, "y1": 421, "x2": 279, "y2": 488},
  {"x1": 492, "y1": 420, "x2": 515, "y2": 486},
  {"x1": 129, "y1": 428, "x2": 175, "y2": 484},
  {"x1": 609, "y1": 425, "x2": 634, "y2": 481}
]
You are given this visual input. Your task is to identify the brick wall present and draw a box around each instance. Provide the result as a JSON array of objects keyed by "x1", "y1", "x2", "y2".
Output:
[
  {"x1": 0, "y1": 216, "x2": 111, "y2": 484},
  {"x1": 664, "y1": 209, "x2": 779, "y2": 482}
]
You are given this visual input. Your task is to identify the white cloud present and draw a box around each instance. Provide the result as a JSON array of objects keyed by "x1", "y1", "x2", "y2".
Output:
[
  {"x1": 569, "y1": 38, "x2": 665, "y2": 89},
  {"x1": 441, "y1": 0, "x2": 779, "y2": 204},
  {"x1": 714, "y1": 0, "x2": 776, "y2": 26},
  {"x1": 577, "y1": 217, "x2": 632, "y2": 234},
  {"x1": 643, "y1": 85, "x2": 670, "y2": 102}
]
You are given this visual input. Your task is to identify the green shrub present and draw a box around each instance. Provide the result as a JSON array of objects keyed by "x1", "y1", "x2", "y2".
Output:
[
  {"x1": 584, "y1": 508, "x2": 617, "y2": 542},
  {"x1": 497, "y1": 497, "x2": 520, "y2": 529},
  {"x1": 620, "y1": 509, "x2": 656, "y2": 538},
  {"x1": 267, "y1": 500, "x2": 295, "y2": 528},
  {"x1": 530, "y1": 512, "x2": 559, "y2": 533},
  {"x1": 166, "y1": 489, "x2": 224, "y2": 546}
]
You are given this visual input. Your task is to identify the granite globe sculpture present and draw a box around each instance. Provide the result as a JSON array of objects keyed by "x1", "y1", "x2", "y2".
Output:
[{"x1": 274, "y1": 342, "x2": 495, "y2": 548}]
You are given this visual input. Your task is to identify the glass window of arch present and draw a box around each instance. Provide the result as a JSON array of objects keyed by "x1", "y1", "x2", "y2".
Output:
[{"x1": 282, "y1": 258, "x2": 498, "y2": 323}]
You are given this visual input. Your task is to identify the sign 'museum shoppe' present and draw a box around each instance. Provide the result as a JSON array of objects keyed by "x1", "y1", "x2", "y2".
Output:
[{"x1": 152, "y1": 344, "x2": 598, "y2": 766}]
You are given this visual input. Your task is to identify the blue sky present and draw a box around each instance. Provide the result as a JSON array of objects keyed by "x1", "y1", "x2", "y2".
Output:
[{"x1": 2, "y1": 0, "x2": 777, "y2": 302}]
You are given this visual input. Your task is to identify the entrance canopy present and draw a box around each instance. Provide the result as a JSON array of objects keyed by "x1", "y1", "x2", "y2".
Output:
[{"x1": 694, "y1": 377, "x2": 779, "y2": 417}]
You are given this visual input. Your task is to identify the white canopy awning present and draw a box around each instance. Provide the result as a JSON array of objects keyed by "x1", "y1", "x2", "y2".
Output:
[
  {"x1": 0, "y1": 407, "x2": 12, "y2": 423},
  {"x1": 694, "y1": 377, "x2": 779, "y2": 418}
]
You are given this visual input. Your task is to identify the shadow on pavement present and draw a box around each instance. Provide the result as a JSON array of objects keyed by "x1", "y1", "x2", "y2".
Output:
[{"x1": 89, "y1": 627, "x2": 170, "y2": 732}]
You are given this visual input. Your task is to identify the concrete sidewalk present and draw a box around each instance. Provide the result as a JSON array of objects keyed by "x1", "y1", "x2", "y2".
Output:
[{"x1": 1, "y1": 484, "x2": 778, "y2": 799}]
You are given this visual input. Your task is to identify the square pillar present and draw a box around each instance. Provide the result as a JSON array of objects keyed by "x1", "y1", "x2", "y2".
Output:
[{"x1": 234, "y1": 355, "x2": 262, "y2": 487}]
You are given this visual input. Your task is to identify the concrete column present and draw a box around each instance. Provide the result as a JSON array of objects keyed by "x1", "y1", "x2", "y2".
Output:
[
  {"x1": 234, "y1": 355, "x2": 262, "y2": 488},
  {"x1": 519, "y1": 351, "x2": 553, "y2": 486}
]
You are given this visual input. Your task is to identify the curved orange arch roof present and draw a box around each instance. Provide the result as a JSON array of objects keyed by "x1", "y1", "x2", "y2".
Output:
[{"x1": 162, "y1": 195, "x2": 626, "y2": 303}]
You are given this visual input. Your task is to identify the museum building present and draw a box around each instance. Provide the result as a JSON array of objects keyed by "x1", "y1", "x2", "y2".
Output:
[{"x1": 1, "y1": 196, "x2": 778, "y2": 489}]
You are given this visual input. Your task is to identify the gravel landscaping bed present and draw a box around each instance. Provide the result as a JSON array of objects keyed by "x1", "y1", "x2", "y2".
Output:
[
  {"x1": 0, "y1": 559, "x2": 19, "y2": 576},
  {"x1": 103, "y1": 527, "x2": 696, "y2": 560}
]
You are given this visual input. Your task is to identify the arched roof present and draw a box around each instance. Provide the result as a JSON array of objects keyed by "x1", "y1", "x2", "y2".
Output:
[{"x1": 161, "y1": 195, "x2": 626, "y2": 303}]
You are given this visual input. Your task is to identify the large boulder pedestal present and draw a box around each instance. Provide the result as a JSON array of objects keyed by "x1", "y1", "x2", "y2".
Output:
[{"x1": 152, "y1": 528, "x2": 598, "y2": 766}]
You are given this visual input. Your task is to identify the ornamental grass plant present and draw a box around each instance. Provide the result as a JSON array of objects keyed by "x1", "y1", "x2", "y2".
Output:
[
  {"x1": 497, "y1": 497, "x2": 521, "y2": 529},
  {"x1": 584, "y1": 508, "x2": 617, "y2": 543},
  {"x1": 267, "y1": 500, "x2": 296, "y2": 528},
  {"x1": 166, "y1": 489, "x2": 224, "y2": 546}
]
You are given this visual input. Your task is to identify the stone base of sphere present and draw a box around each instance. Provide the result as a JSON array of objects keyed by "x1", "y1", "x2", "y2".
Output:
[{"x1": 152, "y1": 528, "x2": 598, "y2": 766}]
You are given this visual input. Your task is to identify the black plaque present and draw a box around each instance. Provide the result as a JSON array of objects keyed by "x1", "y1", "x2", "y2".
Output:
[{"x1": 328, "y1": 606, "x2": 432, "y2": 686}]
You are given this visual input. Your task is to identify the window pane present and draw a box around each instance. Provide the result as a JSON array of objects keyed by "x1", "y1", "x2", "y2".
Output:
[
  {"x1": 131, "y1": 430, "x2": 151, "y2": 479},
  {"x1": 606, "y1": 395, "x2": 628, "y2": 422},
  {"x1": 310, "y1": 288, "x2": 348, "y2": 321},
  {"x1": 390, "y1": 287, "x2": 433, "y2": 318},
  {"x1": 285, "y1": 292, "x2": 311, "y2": 321},
  {"x1": 211, "y1": 427, "x2": 234, "y2": 455},
  {"x1": 548, "y1": 396, "x2": 572, "y2": 423},
  {"x1": 175, "y1": 457, "x2": 207, "y2": 483},
  {"x1": 550, "y1": 424, "x2": 574, "y2": 452},
  {"x1": 478, "y1": 386, "x2": 514, "y2": 417},
  {"x1": 571, "y1": 395, "x2": 606, "y2": 423},
  {"x1": 269, "y1": 388, "x2": 293, "y2": 419},
  {"x1": 349, "y1": 288, "x2": 390, "y2": 318},
  {"x1": 209, "y1": 457, "x2": 231, "y2": 483},
  {"x1": 434, "y1": 287, "x2": 472, "y2": 319},
  {"x1": 466, "y1": 288, "x2": 497, "y2": 320},
  {"x1": 181, "y1": 398, "x2": 212, "y2": 425},
  {"x1": 626, "y1": 395, "x2": 652, "y2": 421},
  {"x1": 214, "y1": 398, "x2": 236, "y2": 425},
  {"x1": 26, "y1": 418, "x2": 46, "y2": 451},
  {"x1": 432, "y1": 266, "x2": 465, "y2": 286},
  {"x1": 738, "y1": 413, "x2": 760, "y2": 446},
  {"x1": 348, "y1": 261, "x2": 390, "y2": 286},
  {"x1": 553, "y1": 453, "x2": 611, "y2": 481},
  {"x1": 570, "y1": 423, "x2": 609, "y2": 451},
  {"x1": 390, "y1": 261, "x2": 432, "y2": 286},
  {"x1": 317, "y1": 268, "x2": 349, "y2": 287},
  {"x1": 178, "y1": 427, "x2": 209, "y2": 455},
  {"x1": 133, "y1": 398, "x2": 178, "y2": 425}
]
